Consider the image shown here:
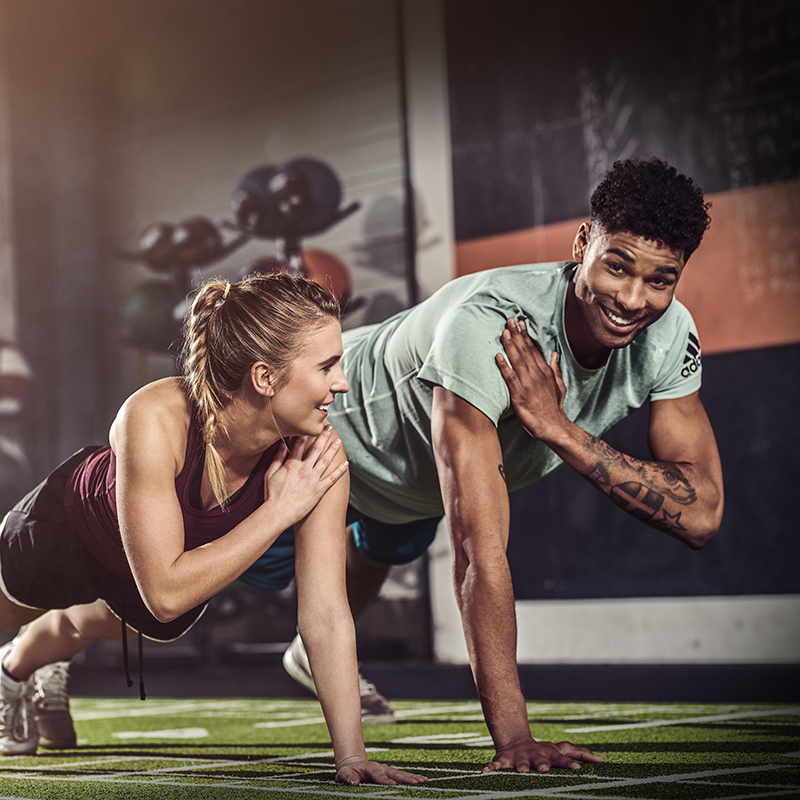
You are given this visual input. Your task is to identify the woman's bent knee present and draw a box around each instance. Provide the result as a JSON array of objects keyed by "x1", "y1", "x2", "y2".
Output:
[{"x1": 52, "y1": 601, "x2": 123, "y2": 644}]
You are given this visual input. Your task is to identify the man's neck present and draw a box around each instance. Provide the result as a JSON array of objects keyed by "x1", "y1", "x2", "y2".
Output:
[{"x1": 564, "y1": 277, "x2": 611, "y2": 370}]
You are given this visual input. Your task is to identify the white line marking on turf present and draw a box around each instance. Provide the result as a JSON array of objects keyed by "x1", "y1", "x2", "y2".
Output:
[
  {"x1": 0, "y1": 756, "x2": 156, "y2": 771},
  {"x1": 566, "y1": 705, "x2": 800, "y2": 732},
  {"x1": 3, "y1": 766, "x2": 798, "y2": 800},
  {"x1": 112, "y1": 727, "x2": 209, "y2": 739},
  {"x1": 0, "y1": 796, "x2": 55, "y2": 800},
  {"x1": 391, "y1": 732, "x2": 494, "y2": 747},
  {"x1": 73, "y1": 700, "x2": 238, "y2": 721},
  {"x1": 254, "y1": 716, "x2": 327, "y2": 728},
  {"x1": 394, "y1": 703, "x2": 485, "y2": 718},
  {"x1": 249, "y1": 702, "x2": 484, "y2": 728}
]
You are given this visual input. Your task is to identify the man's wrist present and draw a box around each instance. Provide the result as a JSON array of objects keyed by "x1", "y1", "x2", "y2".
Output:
[
  {"x1": 493, "y1": 730, "x2": 536, "y2": 751},
  {"x1": 335, "y1": 753, "x2": 368, "y2": 771},
  {"x1": 529, "y1": 415, "x2": 578, "y2": 453}
]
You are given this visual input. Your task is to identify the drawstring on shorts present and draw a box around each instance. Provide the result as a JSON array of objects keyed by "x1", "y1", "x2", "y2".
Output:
[{"x1": 119, "y1": 603, "x2": 146, "y2": 700}]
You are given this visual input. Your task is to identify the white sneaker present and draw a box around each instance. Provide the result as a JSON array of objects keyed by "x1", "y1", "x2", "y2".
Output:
[
  {"x1": 33, "y1": 662, "x2": 77, "y2": 749},
  {"x1": 282, "y1": 635, "x2": 318, "y2": 697},
  {"x1": 0, "y1": 643, "x2": 38, "y2": 756},
  {"x1": 282, "y1": 634, "x2": 396, "y2": 724}
]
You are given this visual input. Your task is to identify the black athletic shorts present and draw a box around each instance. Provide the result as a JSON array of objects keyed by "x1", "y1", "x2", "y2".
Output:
[{"x1": 0, "y1": 447, "x2": 205, "y2": 641}]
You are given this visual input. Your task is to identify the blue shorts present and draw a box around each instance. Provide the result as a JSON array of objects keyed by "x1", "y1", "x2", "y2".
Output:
[
  {"x1": 238, "y1": 507, "x2": 442, "y2": 590},
  {"x1": 346, "y1": 508, "x2": 442, "y2": 566}
]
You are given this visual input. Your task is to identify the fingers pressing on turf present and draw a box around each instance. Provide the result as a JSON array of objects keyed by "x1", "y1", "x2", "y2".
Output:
[
  {"x1": 483, "y1": 739, "x2": 604, "y2": 774},
  {"x1": 336, "y1": 759, "x2": 427, "y2": 786}
]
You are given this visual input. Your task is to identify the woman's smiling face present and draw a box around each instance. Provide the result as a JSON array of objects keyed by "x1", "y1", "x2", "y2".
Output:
[{"x1": 268, "y1": 318, "x2": 349, "y2": 437}]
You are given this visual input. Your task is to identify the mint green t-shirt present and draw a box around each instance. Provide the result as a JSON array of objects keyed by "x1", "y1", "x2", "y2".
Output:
[{"x1": 329, "y1": 262, "x2": 702, "y2": 524}]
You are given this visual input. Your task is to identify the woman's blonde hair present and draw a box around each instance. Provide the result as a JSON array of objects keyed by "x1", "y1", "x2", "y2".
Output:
[{"x1": 180, "y1": 272, "x2": 341, "y2": 508}]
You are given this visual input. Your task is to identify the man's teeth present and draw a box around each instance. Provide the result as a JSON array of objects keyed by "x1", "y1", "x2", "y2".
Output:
[
  {"x1": 604, "y1": 308, "x2": 635, "y2": 326},
  {"x1": 317, "y1": 404, "x2": 330, "y2": 412}
]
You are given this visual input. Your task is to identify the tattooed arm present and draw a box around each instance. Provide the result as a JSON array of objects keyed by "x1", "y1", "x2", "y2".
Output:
[{"x1": 496, "y1": 319, "x2": 723, "y2": 549}]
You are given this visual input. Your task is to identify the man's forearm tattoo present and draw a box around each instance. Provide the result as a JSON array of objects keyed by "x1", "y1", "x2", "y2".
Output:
[
  {"x1": 498, "y1": 464, "x2": 507, "y2": 483},
  {"x1": 581, "y1": 436, "x2": 697, "y2": 534}
]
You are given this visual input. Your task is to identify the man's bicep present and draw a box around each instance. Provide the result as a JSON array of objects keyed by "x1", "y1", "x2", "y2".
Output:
[
  {"x1": 431, "y1": 386, "x2": 502, "y2": 464},
  {"x1": 647, "y1": 392, "x2": 722, "y2": 471},
  {"x1": 432, "y1": 386, "x2": 510, "y2": 555}
]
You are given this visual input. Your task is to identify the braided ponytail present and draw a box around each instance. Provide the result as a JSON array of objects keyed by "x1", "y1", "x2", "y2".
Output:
[
  {"x1": 180, "y1": 273, "x2": 340, "y2": 508},
  {"x1": 181, "y1": 280, "x2": 232, "y2": 507}
]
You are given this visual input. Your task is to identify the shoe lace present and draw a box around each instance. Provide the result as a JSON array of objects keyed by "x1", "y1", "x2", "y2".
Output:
[
  {"x1": 357, "y1": 672, "x2": 378, "y2": 698},
  {"x1": 33, "y1": 663, "x2": 70, "y2": 711},
  {"x1": 1, "y1": 693, "x2": 32, "y2": 742}
]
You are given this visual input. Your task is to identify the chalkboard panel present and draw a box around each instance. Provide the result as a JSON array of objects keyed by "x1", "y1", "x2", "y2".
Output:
[{"x1": 444, "y1": 0, "x2": 800, "y2": 240}]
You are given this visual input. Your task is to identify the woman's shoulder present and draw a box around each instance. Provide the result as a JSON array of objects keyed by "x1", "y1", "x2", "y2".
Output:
[
  {"x1": 111, "y1": 378, "x2": 192, "y2": 452},
  {"x1": 123, "y1": 377, "x2": 190, "y2": 417}
]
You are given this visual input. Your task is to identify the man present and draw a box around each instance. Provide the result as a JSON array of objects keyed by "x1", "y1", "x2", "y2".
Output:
[{"x1": 271, "y1": 156, "x2": 723, "y2": 773}]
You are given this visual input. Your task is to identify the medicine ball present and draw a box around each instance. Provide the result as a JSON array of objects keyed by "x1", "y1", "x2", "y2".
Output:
[
  {"x1": 249, "y1": 248, "x2": 352, "y2": 308},
  {"x1": 230, "y1": 165, "x2": 278, "y2": 237},
  {"x1": 121, "y1": 279, "x2": 183, "y2": 352},
  {"x1": 171, "y1": 216, "x2": 224, "y2": 268},
  {"x1": 137, "y1": 223, "x2": 176, "y2": 273},
  {"x1": 301, "y1": 248, "x2": 352, "y2": 307},
  {"x1": 231, "y1": 158, "x2": 343, "y2": 239}
]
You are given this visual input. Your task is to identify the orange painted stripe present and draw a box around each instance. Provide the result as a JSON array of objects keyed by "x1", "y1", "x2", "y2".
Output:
[{"x1": 453, "y1": 178, "x2": 800, "y2": 355}]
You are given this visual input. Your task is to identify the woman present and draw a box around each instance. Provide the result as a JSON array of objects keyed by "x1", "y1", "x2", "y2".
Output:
[{"x1": 0, "y1": 274, "x2": 424, "y2": 787}]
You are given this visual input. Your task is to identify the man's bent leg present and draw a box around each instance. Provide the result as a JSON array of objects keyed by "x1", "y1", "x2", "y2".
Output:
[{"x1": 345, "y1": 525, "x2": 391, "y2": 620}]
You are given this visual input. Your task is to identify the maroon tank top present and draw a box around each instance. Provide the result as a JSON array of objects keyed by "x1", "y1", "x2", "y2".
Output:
[{"x1": 63, "y1": 411, "x2": 277, "y2": 578}]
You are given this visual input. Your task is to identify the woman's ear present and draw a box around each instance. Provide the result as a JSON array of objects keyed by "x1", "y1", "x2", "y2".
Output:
[{"x1": 249, "y1": 362, "x2": 275, "y2": 397}]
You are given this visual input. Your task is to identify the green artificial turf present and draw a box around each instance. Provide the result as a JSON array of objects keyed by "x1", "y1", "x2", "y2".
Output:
[{"x1": 0, "y1": 698, "x2": 797, "y2": 799}]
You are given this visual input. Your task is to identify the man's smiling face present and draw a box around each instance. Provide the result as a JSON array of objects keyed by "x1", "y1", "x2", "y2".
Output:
[{"x1": 567, "y1": 223, "x2": 686, "y2": 367}]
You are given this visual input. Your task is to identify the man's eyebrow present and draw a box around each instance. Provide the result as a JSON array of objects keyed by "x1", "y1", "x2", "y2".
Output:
[
  {"x1": 606, "y1": 248, "x2": 679, "y2": 276},
  {"x1": 606, "y1": 247, "x2": 634, "y2": 263}
]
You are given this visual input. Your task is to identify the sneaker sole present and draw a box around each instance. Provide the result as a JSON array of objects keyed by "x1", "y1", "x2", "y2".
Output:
[
  {"x1": 0, "y1": 743, "x2": 38, "y2": 756},
  {"x1": 362, "y1": 713, "x2": 396, "y2": 725},
  {"x1": 282, "y1": 649, "x2": 319, "y2": 698},
  {"x1": 38, "y1": 736, "x2": 77, "y2": 749}
]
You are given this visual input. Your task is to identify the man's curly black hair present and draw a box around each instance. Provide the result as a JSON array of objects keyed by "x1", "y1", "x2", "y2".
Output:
[{"x1": 590, "y1": 157, "x2": 711, "y2": 261}]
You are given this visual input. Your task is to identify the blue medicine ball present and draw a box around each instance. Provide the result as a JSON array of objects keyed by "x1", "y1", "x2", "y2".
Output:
[{"x1": 231, "y1": 158, "x2": 343, "y2": 238}]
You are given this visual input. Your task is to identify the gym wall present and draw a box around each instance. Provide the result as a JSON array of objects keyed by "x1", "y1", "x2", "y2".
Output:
[
  {"x1": 0, "y1": 0, "x2": 427, "y2": 478},
  {"x1": 0, "y1": 0, "x2": 455, "y2": 667},
  {"x1": 430, "y1": 0, "x2": 800, "y2": 664}
]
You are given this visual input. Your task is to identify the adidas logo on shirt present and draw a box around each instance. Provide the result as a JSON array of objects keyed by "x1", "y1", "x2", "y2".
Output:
[{"x1": 680, "y1": 332, "x2": 702, "y2": 378}]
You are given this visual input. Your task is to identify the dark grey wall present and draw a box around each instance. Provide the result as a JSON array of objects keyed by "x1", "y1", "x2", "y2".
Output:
[
  {"x1": 507, "y1": 344, "x2": 800, "y2": 599},
  {"x1": 444, "y1": 0, "x2": 800, "y2": 239}
]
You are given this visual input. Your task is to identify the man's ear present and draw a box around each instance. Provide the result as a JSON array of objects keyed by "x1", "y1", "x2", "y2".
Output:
[
  {"x1": 249, "y1": 362, "x2": 275, "y2": 397},
  {"x1": 573, "y1": 222, "x2": 591, "y2": 263}
]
